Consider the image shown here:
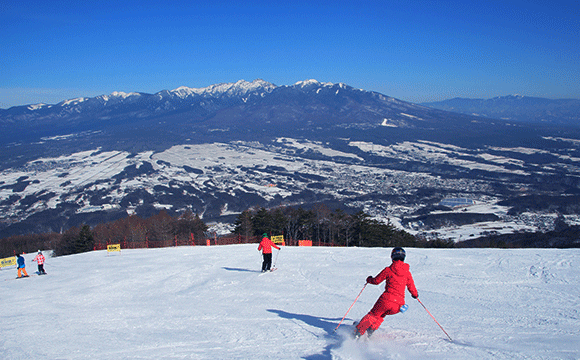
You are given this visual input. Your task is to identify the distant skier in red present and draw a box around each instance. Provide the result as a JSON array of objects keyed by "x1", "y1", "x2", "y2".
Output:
[
  {"x1": 258, "y1": 233, "x2": 280, "y2": 272},
  {"x1": 355, "y1": 247, "x2": 418, "y2": 338}
]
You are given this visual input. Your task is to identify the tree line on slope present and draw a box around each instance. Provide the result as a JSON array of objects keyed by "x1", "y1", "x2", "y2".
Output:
[
  {"x1": 233, "y1": 204, "x2": 423, "y2": 247},
  {"x1": 0, "y1": 210, "x2": 207, "y2": 258},
  {"x1": 2, "y1": 204, "x2": 453, "y2": 258},
  {"x1": 3, "y1": 202, "x2": 580, "y2": 259}
]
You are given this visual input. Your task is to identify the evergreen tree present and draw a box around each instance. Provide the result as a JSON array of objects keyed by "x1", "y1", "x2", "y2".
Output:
[
  {"x1": 233, "y1": 210, "x2": 254, "y2": 238},
  {"x1": 76, "y1": 225, "x2": 95, "y2": 254},
  {"x1": 270, "y1": 207, "x2": 286, "y2": 238},
  {"x1": 252, "y1": 207, "x2": 272, "y2": 236},
  {"x1": 54, "y1": 225, "x2": 94, "y2": 256}
]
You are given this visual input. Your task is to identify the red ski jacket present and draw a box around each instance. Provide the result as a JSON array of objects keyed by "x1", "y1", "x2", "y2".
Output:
[
  {"x1": 258, "y1": 237, "x2": 280, "y2": 254},
  {"x1": 367, "y1": 260, "x2": 418, "y2": 305}
]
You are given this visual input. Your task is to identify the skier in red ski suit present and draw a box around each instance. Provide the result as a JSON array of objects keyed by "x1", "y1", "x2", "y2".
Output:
[
  {"x1": 258, "y1": 233, "x2": 280, "y2": 272},
  {"x1": 355, "y1": 247, "x2": 418, "y2": 337}
]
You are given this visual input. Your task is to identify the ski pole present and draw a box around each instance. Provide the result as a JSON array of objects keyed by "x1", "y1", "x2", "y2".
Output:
[
  {"x1": 272, "y1": 248, "x2": 280, "y2": 268},
  {"x1": 333, "y1": 283, "x2": 367, "y2": 332},
  {"x1": 417, "y1": 298, "x2": 452, "y2": 341}
]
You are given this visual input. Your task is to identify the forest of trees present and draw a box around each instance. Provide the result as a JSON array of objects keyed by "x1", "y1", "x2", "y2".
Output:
[
  {"x1": 2, "y1": 203, "x2": 451, "y2": 258},
  {"x1": 233, "y1": 204, "x2": 429, "y2": 248},
  {"x1": 9, "y1": 202, "x2": 579, "y2": 260},
  {"x1": 0, "y1": 210, "x2": 208, "y2": 258}
]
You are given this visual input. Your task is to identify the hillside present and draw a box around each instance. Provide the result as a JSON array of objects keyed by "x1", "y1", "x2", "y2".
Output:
[{"x1": 2, "y1": 245, "x2": 578, "y2": 359}]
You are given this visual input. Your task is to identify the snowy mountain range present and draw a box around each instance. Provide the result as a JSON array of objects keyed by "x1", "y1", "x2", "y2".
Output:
[
  {"x1": 2, "y1": 79, "x2": 580, "y2": 241},
  {"x1": 0, "y1": 79, "x2": 486, "y2": 149}
]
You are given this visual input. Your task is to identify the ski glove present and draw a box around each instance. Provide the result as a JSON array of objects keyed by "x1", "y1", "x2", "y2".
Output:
[
  {"x1": 412, "y1": 294, "x2": 418, "y2": 299},
  {"x1": 366, "y1": 276, "x2": 373, "y2": 283}
]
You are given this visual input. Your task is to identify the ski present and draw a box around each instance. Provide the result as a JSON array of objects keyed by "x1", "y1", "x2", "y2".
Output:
[
  {"x1": 352, "y1": 321, "x2": 362, "y2": 339},
  {"x1": 258, "y1": 268, "x2": 277, "y2": 276},
  {"x1": 5, "y1": 274, "x2": 39, "y2": 281},
  {"x1": 351, "y1": 320, "x2": 376, "y2": 340}
]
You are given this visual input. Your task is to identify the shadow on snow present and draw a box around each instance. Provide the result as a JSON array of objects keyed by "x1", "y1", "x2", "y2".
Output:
[
  {"x1": 222, "y1": 267, "x2": 261, "y2": 273},
  {"x1": 267, "y1": 309, "x2": 351, "y2": 360}
]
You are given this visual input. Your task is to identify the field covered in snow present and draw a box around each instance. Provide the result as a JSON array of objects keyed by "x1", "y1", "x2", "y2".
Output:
[
  {"x1": 4, "y1": 137, "x2": 580, "y2": 241},
  {"x1": 2, "y1": 245, "x2": 579, "y2": 359}
]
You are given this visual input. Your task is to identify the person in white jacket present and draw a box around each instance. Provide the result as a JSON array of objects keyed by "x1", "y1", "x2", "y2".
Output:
[{"x1": 32, "y1": 250, "x2": 47, "y2": 275}]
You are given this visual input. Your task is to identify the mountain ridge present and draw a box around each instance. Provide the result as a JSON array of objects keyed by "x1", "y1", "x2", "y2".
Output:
[{"x1": 1, "y1": 78, "x2": 479, "y2": 149}]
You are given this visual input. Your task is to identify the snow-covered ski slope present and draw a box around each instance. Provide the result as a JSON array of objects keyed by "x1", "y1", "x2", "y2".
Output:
[{"x1": 1, "y1": 245, "x2": 579, "y2": 359}]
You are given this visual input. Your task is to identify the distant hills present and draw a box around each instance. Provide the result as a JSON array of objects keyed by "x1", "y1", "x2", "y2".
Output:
[{"x1": 422, "y1": 95, "x2": 580, "y2": 127}]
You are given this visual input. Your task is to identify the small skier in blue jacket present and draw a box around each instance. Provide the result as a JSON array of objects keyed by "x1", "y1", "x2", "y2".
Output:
[{"x1": 16, "y1": 254, "x2": 29, "y2": 278}]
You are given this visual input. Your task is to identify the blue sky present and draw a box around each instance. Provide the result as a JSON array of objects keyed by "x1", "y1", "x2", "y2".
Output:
[{"x1": 1, "y1": 0, "x2": 578, "y2": 108}]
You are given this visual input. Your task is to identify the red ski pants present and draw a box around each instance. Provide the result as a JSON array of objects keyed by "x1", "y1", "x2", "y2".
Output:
[{"x1": 356, "y1": 292, "x2": 401, "y2": 335}]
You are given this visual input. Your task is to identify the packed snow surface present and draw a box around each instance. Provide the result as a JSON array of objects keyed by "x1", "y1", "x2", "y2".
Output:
[{"x1": 2, "y1": 245, "x2": 579, "y2": 359}]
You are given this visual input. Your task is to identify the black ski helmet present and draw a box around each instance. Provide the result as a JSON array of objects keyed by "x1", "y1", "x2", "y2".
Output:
[{"x1": 391, "y1": 247, "x2": 406, "y2": 261}]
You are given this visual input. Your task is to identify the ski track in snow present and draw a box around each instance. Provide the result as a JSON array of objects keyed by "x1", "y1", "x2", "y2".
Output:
[{"x1": 1, "y1": 246, "x2": 579, "y2": 359}]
